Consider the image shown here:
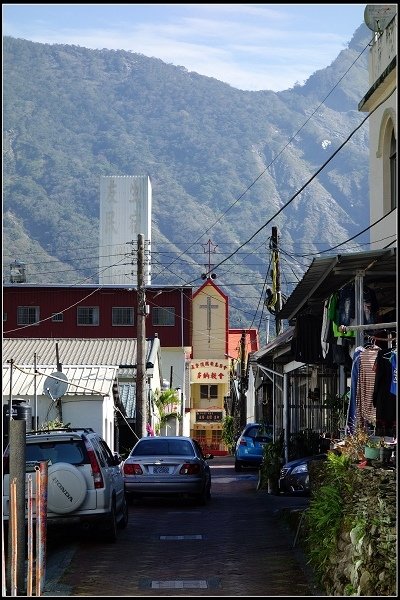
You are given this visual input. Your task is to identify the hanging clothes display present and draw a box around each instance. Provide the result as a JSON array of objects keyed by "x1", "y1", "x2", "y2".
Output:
[
  {"x1": 355, "y1": 344, "x2": 380, "y2": 429},
  {"x1": 323, "y1": 292, "x2": 354, "y2": 368},
  {"x1": 389, "y1": 349, "x2": 397, "y2": 395},
  {"x1": 347, "y1": 346, "x2": 364, "y2": 434},
  {"x1": 337, "y1": 282, "x2": 379, "y2": 327},
  {"x1": 321, "y1": 297, "x2": 330, "y2": 359},
  {"x1": 373, "y1": 348, "x2": 397, "y2": 436},
  {"x1": 291, "y1": 313, "x2": 324, "y2": 364},
  {"x1": 327, "y1": 291, "x2": 355, "y2": 338}
]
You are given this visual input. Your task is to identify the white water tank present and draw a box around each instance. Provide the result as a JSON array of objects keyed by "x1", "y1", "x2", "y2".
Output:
[{"x1": 10, "y1": 261, "x2": 26, "y2": 283}]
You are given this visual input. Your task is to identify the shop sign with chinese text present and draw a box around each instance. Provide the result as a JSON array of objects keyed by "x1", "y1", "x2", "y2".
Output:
[{"x1": 190, "y1": 359, "x2": 229, "y2": 384}]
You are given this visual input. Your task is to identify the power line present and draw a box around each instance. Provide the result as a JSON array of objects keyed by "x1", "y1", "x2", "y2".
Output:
[
  {"x1": 151, "y1": 37, "x2": 372, "y2": 281},
  {"x1": 190, "y1": 86, "x2": 396, "y2": 282}
]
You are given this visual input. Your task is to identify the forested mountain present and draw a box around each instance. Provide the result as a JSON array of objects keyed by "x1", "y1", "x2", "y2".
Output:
[{"x1": 3, "y1": 27, "x2": 371, "y2": 339}]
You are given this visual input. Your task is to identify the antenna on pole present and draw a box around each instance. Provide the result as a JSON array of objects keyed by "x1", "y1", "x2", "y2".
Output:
[{"x1": 201, "y1": 239, "x2": 218, "y2": 279}]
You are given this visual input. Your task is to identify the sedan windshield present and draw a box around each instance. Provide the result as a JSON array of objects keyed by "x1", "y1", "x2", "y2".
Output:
[{"x1": 131, "y1": 440, "x2": 195, "y2": 457}]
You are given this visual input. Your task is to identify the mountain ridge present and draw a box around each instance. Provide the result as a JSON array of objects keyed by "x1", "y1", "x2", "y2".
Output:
[{"x1": 2, "y1": 25, "x2": 372, "y2": 339}]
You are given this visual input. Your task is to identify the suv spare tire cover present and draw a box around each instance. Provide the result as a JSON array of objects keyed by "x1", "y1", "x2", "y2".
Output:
[{"x1": 47, "y1": 462, "x2": 87, "y2": 514}]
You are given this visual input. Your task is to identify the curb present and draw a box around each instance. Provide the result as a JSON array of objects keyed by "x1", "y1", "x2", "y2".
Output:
[{"x1": 42, "y1": 545, "x2": 75, "y2": 596}]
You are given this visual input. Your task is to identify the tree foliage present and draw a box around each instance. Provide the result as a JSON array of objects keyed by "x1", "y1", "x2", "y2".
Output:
[{"x1": 153, "y1": 388, "x2": 181, "y2": 435}]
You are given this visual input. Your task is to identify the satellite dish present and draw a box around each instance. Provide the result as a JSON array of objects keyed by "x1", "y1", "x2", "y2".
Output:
[
  {"x1": 364, "y1": 5, "x2": 396, "y2": 32},
  {"x1": 43, "y1": 371, "x2": 69, "y2": 399}
]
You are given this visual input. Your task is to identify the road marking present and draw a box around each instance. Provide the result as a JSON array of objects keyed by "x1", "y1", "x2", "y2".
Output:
[
  {"x1": 159, "y1": 534, "x2": 203, "y2": 540},
  {"x1": 151, "y1": 580, "x2": 208, "y2": 589},
  {"x1": 212, "y1": 475, "x2": 257, "y2": 482}
]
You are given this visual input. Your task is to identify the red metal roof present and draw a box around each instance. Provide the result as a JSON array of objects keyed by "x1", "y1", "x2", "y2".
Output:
[{"x1": 228, "y1": 329, "x2": 259, "y2": 361}]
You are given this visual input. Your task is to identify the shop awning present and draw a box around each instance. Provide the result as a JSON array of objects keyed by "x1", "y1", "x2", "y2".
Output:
[{"x1": 277, "y1": 248, "x2": 396, "y2": 322}]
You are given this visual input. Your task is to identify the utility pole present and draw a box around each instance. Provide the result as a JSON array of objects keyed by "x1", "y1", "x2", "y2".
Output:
[
  {"x1": 136, "y1": 234, "x2": 147, "y2": 439},
  {"x1": 239, "y1": 330, "x2": 247, "y2": 429},
  {"x1": 55, "y1": 342, "x2": 63, "y2": 422},
  {"x1": 271, "y1": 226, "x2": 283, "y2": 336}
]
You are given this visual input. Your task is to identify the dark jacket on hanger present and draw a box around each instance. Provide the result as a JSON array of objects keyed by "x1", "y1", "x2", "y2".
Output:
[
  {"x1": 373, "y1": 349, "x2": 397, "y2": 427},
  {"x1": 337, "y1": 283, "x2": 379, "y2": 326},
  {"x1": 291, "y1": 313, "x2": 324, "y2": 364}
]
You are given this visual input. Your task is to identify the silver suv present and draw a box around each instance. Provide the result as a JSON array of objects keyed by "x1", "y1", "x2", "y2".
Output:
[{"x1": 3, "y1": 427, "x2": 128, "y2": 542}]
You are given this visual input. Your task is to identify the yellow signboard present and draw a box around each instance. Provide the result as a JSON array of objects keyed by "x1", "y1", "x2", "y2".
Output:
[{"x1": 190, "y1": 359, "x2": 230, "y2": 384}]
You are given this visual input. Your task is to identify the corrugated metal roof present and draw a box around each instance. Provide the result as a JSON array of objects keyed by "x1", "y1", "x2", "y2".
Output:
[
  {"x1": 278, "y1": 248, "x2": 397, "y2": 322},
  {"x1": 2, "y1": 365, "x2": 118, "y2": 397},
  {"x1": 249, "y1": 327, "x2": 295, "y2": 362},
  {"x1": 2, "y1": 338, "x2": 147, "y2": 367},
  {"x1": 228, "y1": 329, "x2": 259, "y2": 359}
]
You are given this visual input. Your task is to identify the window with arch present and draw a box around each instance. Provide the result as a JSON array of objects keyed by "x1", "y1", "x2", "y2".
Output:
[
  {"x1": 381, "y1": 114, "x2": 397, "y2": 216},
  {"x1": 389, "y1": 129, "x2": 397, "y2": 211}
]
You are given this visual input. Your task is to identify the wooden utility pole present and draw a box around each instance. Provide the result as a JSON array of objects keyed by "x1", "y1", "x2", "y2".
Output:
[
  {"x1": 55, "y1": 343, "x2": 63, "y2": 421},
  {"x1": 239, "y1": 330, "x2": 247, "y2": 429},
  {"x1": 136, "y1": 234, "x2": 147, "y2": 439},
  {"x1": 271, "y1": 226, "x2": 283, "y2": 336}
]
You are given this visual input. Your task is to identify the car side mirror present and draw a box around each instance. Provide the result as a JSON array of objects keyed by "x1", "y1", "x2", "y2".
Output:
[
  {"x1": 204, "y1": 453, "x2": 214, "y2": 460},
  {"x1": 113, "y1": 452, "x2": 122, "y2": 465}
]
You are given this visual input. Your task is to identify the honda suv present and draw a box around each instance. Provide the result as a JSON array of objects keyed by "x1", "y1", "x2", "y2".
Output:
[{"x1": 3, "y1": 427, "x2": 128, "y2": 542}]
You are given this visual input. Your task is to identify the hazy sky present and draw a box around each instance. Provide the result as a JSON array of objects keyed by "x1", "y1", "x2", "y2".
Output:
[{"x1": 3, "y1": 3, "x2": 369, "y2": 91}]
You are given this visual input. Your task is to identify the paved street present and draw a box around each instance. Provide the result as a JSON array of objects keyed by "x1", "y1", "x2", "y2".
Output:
[{"x1": 44, "y1": 455, "x2": 323, "y2": 596}]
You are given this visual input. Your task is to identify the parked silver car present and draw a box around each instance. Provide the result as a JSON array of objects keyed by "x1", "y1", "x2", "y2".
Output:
[
  {"x1": 122, "y1": 436, "x2": 213, "y2": 505},
  {"x1": 3, "y1": 427, "x2": 128, "y2": 542}
]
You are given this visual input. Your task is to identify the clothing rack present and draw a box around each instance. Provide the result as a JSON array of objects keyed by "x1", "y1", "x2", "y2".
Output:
[
  {"x1": 344, "y1": 321, "x2": 397, "y2": 436},
  {"x1": 339, "y1": 321, "x2": 397, "y2": 348},
  {"x1": 339, "y1": 321, "x2": 397, "y2": 332},
  {"x1": 365, "y1": 334, "x2": 396, "y2": 343}
]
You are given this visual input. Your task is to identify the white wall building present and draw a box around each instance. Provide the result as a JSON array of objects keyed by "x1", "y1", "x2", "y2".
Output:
[
  {"x1": 2, "y1": 337, "x2": 164, "y2": 452},
  {"x1": 2, "y1": 365, "x2": 118, "y2": 450},
  {"x1": 359, "y1": 5, "x2": 397, "y2": 250},
  {"x1": 99, "y1": 175, "x2": 152, "y2": 284}
]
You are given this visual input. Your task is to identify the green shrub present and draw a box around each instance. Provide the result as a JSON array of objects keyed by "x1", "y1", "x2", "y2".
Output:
[
  {"x1": 304, "y1": 452, "x2": 351, "y2": 579},
  {"x1": 258, "y1": 436, "x2": 284, "y2": 490},
  {"x1": 221, "y1": 415, "x2": 236, "y2": 454}
]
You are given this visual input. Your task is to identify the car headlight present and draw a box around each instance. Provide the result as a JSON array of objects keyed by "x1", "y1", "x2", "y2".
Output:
[{"x1": 291, "y1": 463, "x2": 308, "y2": 475}]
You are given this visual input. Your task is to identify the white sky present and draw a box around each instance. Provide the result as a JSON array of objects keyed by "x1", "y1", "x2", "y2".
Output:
[{"x1": 3, "y1": 3, "x2": 370, "y2": 92}]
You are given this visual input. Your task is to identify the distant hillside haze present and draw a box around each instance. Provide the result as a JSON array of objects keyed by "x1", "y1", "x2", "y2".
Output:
[{"x1": 2, "y1": 26, "x2": 371, "y2": 337}]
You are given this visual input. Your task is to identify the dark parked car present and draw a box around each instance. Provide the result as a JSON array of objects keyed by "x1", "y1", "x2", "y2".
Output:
[
  {"x1": 278, "y1": 454, "x2": 327, "y2": 495},
  {"x1": 122, "y1": 436, "x2": 213, "y2": 505},
  {"x1": 234, "y1": 423, "x2": 273, "y2": 471}
]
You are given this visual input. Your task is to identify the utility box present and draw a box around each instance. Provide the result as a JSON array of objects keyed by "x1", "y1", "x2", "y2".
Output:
[{"x1": 3, "y1": 399, "x2": 32, "y2": 448}]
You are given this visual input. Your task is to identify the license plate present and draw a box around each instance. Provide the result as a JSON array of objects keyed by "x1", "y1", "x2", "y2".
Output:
[{"x1": 153, "y1": 465, "x2": 170, "y2": 474}]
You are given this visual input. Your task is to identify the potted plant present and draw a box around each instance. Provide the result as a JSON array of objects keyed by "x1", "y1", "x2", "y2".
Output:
[
  {"x1": 363, "y1": 438, "x2": 380, "y2": 460},
  {"x1": 258, "y1": 438, "x2": 284, "y2": 494}
]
